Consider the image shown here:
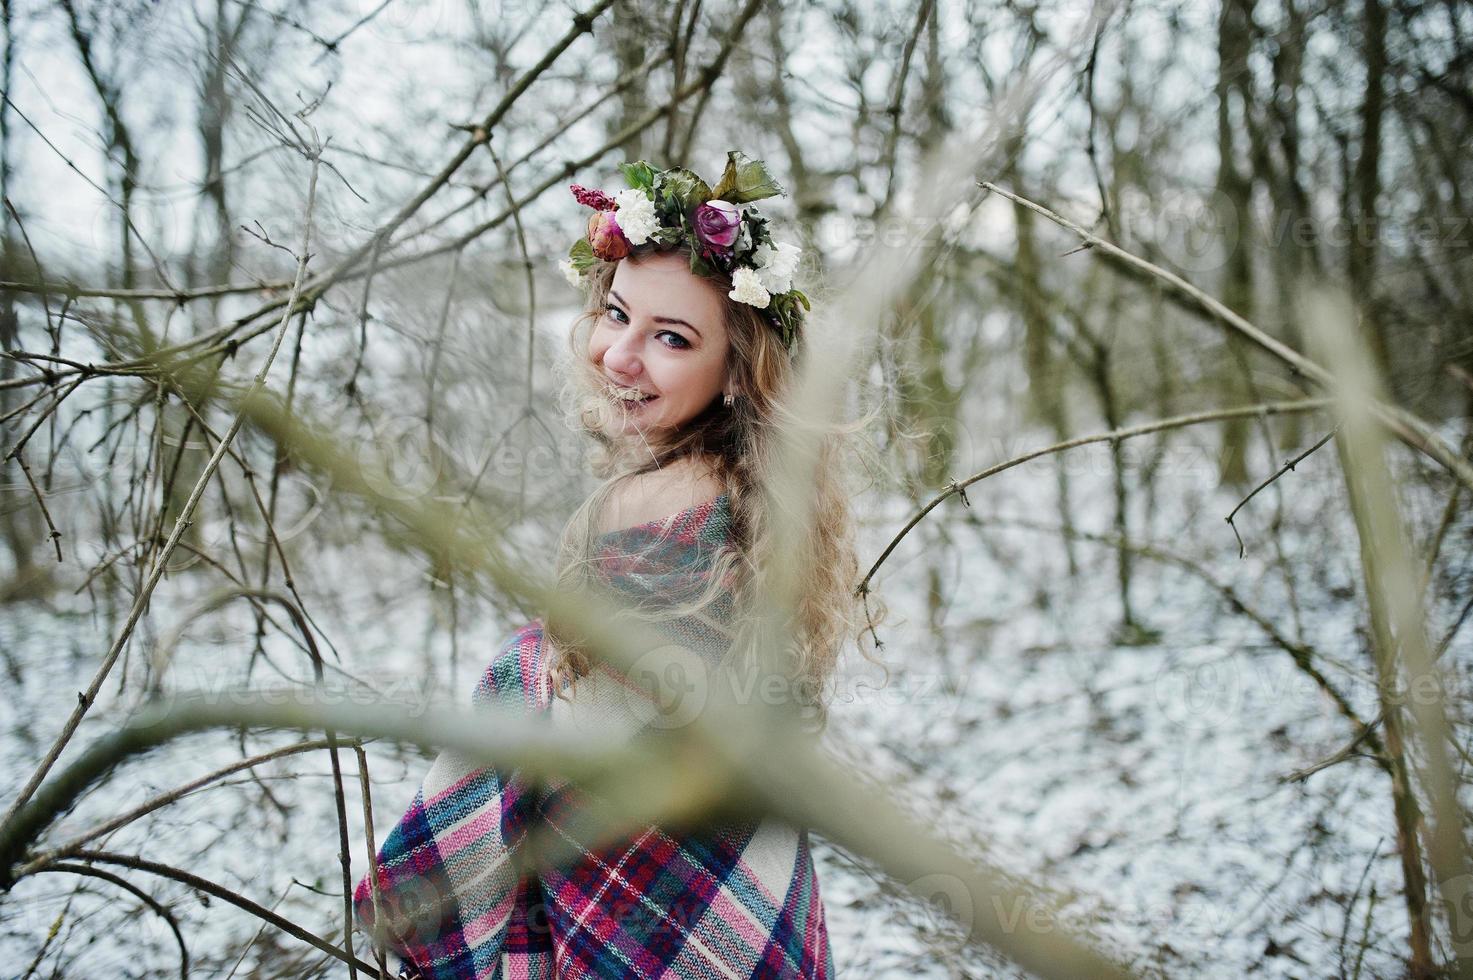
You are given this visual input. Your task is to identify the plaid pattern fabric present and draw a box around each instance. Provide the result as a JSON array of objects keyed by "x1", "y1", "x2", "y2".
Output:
[{"x1": 354, "y1": 494, "x2": 834, "y2": 979}]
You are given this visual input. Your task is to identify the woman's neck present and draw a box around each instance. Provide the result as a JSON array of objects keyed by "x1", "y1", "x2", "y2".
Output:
[{"x1": 598, "y1": 452, "x2": 727, "y2": 534}]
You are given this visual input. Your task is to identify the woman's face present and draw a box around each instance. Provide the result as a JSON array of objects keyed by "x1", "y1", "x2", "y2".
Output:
[{"x1": 588, "y1": 251, "x2": 731, "y2": 439}]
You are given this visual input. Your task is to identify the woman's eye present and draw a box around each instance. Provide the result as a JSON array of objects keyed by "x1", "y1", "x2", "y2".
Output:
[{"x1": 601, "y1": 304, "x2": 687, "y2": 349}]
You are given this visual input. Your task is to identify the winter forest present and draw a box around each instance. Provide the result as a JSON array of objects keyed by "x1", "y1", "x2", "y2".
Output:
[{"x1": 1, "y1": 0, "x2": 1471, "y2": 977}]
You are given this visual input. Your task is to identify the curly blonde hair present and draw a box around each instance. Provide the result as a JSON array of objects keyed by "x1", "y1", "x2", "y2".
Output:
[{"x1": 541, "y1": 243, "x2": 887, "y2": 732}]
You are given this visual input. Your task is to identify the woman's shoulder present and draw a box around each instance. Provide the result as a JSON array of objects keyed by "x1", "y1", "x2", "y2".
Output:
[
  {"x1": 472, "y1": 618, "x2": 552, "y2": 713},
  {"x1": 596, "y1": 455, "x2": 726, "y2": 536}
]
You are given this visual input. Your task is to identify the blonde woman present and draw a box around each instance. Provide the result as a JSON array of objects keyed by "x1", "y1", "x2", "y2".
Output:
[{"x1": 355, "y1": 152, "x2": 878, "y2": 980}]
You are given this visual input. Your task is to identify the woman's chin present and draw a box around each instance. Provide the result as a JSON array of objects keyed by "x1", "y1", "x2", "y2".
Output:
[
  {"x1": 611, "y1": 397, "x2": 671, "y2": 433},
  {"x1": 612, "y1": 411, "x2": 687, "y2": 447},
  {"x1": 610, "y1": 410, "x2": 655, "y2": 435}
]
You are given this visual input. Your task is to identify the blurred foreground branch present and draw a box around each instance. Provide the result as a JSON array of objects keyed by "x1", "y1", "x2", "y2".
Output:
[{"x1": 1, "y1": 686, "x2": 1134, "y2": 980}]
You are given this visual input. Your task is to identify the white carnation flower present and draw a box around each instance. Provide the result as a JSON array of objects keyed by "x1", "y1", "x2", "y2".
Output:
[
  {"x1": 728, "y1": 266, "x2": 771, "y2": 308},
  {"x1": 613, "y1": 188, "x2": 659, "y2": 245},
  {"x1": 559, "y1": 258, "x2": 583, "y2": 288},
  {"x1": 752, "y1": 241, "x2": 801, "y2": 294}
]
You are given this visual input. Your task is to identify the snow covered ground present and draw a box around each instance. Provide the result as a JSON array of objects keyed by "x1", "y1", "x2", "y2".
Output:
[{"x1": 4, "y1": 425, "x2": 1467, "y2": 978}]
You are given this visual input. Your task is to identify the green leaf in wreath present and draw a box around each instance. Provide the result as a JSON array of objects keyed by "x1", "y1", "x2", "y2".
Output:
[
  {"x1": 688, "y1": 251, "x2": 718, "y2": 279},
  {"x1": 709, "y1": 150, "x2": 785, "y2": 205},
  {"x1": 653, "y1": 193, "x2": 681, "y2": 224},
  {"x1": 568, "y1": 237, "x2": 597, "y2": 272},
  {"x1": 773, "y1": 305, "x2": 798, "y2": 349},
  {"x1": 659, "y1": 168, "x2": 713, "y2": 214},
  {"x1": 745, "y1": 212, "x2": 771, "y2": 244},
  {"x1": 732, "y1": 220, "x2": 755, "y2": 260},
  {"x1": 619, "y1": 160, "x2": 657, "y2": 194}
]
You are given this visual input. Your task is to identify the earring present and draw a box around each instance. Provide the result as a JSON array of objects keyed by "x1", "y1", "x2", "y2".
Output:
[{"x1": 722, "y1": 392, "x2": 734, "y2": 408}]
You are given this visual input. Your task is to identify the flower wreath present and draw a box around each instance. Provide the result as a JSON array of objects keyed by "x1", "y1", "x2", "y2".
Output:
[{"x1": 561, "y1": 150, "x2": 810, "y2": 350}]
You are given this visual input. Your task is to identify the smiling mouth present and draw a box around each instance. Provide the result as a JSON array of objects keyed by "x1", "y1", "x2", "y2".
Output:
[{"x1": 608, "y1": 383, "x2": 658, "y2": 406}]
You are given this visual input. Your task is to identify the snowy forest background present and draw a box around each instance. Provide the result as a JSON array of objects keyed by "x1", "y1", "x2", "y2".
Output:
[{"x1": 1, "y1": 0, "x2": 1472, "y2": 977}]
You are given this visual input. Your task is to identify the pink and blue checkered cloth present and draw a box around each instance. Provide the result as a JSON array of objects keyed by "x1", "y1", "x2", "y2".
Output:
[{"x1": 354, "y1": 494, "x2": 834, "y2": 978}]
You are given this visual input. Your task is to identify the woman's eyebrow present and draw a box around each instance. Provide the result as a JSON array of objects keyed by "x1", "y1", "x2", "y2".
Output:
[{"x1": 609, "y1": 290, "x2": 703, "y2": 338}]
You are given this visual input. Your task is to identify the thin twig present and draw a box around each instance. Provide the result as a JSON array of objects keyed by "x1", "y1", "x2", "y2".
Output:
[
  {"x1": 977, "y1": 180, "x2": 1473, "y2": 492},
  {"x1": 0, "y1": 129, "x2": 324, "y2": 833},
  {"x1": 3, "y1": 196, "x2": 55, "y2": 341},
  {"x1": 353, "y1": 744, "x2": 390, "y2": 980},
  {"x1": 486, "y1": 138, "x2": 538, "y2": 515},
  {"x1": 1283, "y1": 714, "x2": 1385, "y2": 783},
  {"x1": 36, "y1": 862, "x2": 190, "y2": 978},
  {"x1": 18, "y1": 897, "x2": 71, "y2": 980},
  {"x1": 1338, "y1": 839, "x2": 1384, "y2": 980},
  {"x1": 20, "y1": 738, "x2": 337, "y2": 874},
  {"x1": 12, "y1": 452, "x2": 63, "y2": 561},
  {"x1": 1225, "y1": 426, "x2": 1340, "y2": 558},
  {"x1": 859, "y1": 398, "x2": 1331, "y2": 593},
  {"x1": 877, "y1": 0, "x2": 935, "y2": 209},
  {"x1": 54, "y1": 849, "x2": 379, "y2": 974}
]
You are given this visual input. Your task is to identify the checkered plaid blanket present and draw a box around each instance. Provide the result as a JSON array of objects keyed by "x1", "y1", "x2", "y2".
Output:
[{"x1": 353, "y1": 493, "x2": 834, "y2": 978}]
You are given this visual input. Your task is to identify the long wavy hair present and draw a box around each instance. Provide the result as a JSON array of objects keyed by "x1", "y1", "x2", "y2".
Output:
[{"x1": 541, "y1": 242, "x2": 887, "y2": 732}]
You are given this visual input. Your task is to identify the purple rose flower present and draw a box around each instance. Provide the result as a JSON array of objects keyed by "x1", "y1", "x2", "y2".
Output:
[{"x1": 693, "y1": 199, "x2": 741, "y2": 250}]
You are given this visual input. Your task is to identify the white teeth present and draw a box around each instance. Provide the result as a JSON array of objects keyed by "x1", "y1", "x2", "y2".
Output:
[{"x1": 611, "y1": 385, "x2": 654, "y2": 402}]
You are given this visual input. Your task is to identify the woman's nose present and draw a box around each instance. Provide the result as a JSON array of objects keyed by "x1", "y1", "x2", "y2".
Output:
[{"x1": 602, "y1": 331, "x2": 642, "y2": 379}]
